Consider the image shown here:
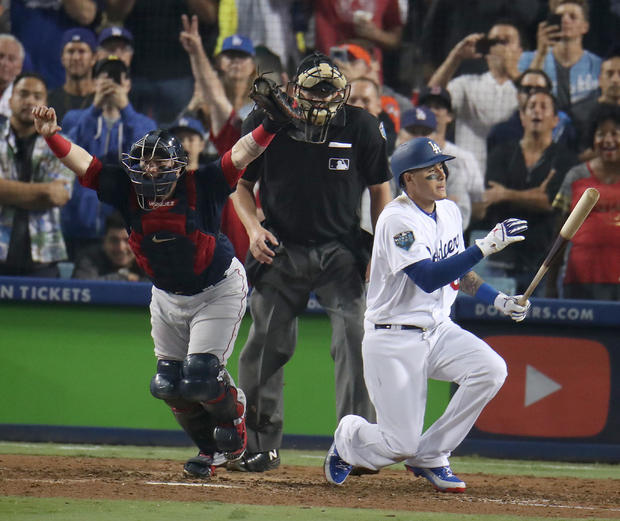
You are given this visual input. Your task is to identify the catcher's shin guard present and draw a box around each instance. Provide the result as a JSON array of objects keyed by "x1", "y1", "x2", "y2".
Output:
[{"x1": 212, "y1": 386, "x2": 247, "y2": 461}]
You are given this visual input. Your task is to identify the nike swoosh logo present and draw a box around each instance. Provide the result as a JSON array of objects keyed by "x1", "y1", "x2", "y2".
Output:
[{"x1": 152, "y1": 236, "x2": 176, "y2": 243}]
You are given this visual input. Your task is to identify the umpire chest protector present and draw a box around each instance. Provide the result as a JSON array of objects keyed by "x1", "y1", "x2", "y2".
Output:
[{"x1": 242, "y1": 105, "x2": 391, "y2": 244}]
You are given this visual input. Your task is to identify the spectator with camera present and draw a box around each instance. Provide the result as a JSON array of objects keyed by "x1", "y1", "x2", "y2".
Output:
[
  {"x1": 60, "y1": 55, "x2": 155, "y2": 259},
  {"x1": 428, "y1": 21, "x2": 522, "y2": 172},
  {"x1": 518, "y1": 0, "x2": 601, "y2": 111},
  {"x1": 47, "y1": 28, "x2": 97, "y2": 122},
  {"x1": 95, "y1": 26, "x2": 134, "y2": 67}
]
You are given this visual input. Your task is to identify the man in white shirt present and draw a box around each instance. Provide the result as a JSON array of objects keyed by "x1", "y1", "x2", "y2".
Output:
[{"x1": 428, "y1": 22, "x2": 522, "y2": 171}]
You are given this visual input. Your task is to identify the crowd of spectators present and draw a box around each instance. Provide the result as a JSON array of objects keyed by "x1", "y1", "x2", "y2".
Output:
[{"x1": 0, "y1": 0, "x2": 618, "y2": 300}]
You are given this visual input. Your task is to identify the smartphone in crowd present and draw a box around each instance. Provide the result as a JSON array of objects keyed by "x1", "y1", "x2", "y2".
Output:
[
  {"x1": 475, "y1": 37, "x2": 502, "y2": 55},
  {"x1": 546, "y1": 13, "x2": 563, "y2": 28}
]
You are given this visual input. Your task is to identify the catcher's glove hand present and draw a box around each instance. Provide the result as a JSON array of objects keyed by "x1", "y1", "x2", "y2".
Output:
[{"x1": 250, "y1": 75, "x2": 302, "y2": 126}]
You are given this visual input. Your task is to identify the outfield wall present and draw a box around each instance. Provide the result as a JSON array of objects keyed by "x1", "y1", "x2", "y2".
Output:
[{"x1": 0, "y1": 276, "x2": 618, "y2": 462}]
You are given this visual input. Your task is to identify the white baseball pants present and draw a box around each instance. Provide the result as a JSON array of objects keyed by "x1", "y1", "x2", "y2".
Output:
[
  {"x1": 334, "y1": 319, "x2": 507, "y2": 470},
  {"x1": 150, "y1": 257, "x2": 247, "y2": 365}
]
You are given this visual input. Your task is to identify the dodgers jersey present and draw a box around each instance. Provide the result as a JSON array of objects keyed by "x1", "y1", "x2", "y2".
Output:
[{"x1": 365, "y1": 194, "x2": 464, "y2": 329}]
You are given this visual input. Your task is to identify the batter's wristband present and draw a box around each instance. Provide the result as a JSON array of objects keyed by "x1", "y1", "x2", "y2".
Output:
[
  {"x1": 475, "y1": 282, "x2": 500, "y2": 306},
  {"x1": 251, "y1": 123, "x2": 276, "y2": 147},
  {"x1": 44, "y1": 133, "x2": 71, "y2": 158}
]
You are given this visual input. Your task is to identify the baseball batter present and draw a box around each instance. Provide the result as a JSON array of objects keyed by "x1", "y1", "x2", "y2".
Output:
[
  {"x1": 33, "y1": 104, "x2": 287, "y2": 479},
  {"x1": 324, "y1": 137, "x2": 531, "y2": 492}
]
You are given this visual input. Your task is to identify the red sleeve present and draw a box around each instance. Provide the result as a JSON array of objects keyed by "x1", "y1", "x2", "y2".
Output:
[
  {"x1": 210, "y1": 112, "x2": 242, "y2": 156},
  {"x1": 221, "y1": 149, "x2": 245, "y2": 188},
  {"x1": 78, "y1": 156, "x2": 103, "y2": 190}
]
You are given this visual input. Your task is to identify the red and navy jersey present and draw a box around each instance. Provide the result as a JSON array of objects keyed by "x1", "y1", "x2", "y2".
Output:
[{"x1": 79, "y1": 152, "x2": 244, "y2": 294}]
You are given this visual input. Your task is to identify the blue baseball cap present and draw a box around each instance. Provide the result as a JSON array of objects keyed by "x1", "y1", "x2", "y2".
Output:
[
  {"x1": 168, "y1": 117, "x2": 206, "y2": 138},
  {"x1": 98, "y1": 26, "x2": 134, "y2": 46},
  {"x1": 220, "y1": 34, "x2": 255, "y2": 57},
  {"x1": 61, "y1": 28, "x2": 97, "y2": 52},
  {"x1": 401, "y1": 106, "x2": 437, "y2": 132}
]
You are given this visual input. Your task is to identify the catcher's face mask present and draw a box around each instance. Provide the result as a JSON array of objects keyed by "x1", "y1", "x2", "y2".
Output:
[
  {"x1": 122, "y1": 130, "x2": 188, "y2": 210},
  {"x1": 291, "y1": 58, "x2": 349, "y2": 144}
]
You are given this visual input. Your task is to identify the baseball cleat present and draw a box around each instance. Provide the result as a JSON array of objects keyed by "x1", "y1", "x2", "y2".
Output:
[
  {"x1": 324, "y1": 441, "x2": 352, "y2": 486},
  {"x1": 183, "y1": 452, "x2": 216, "y2": 478},
  {"x1": 213, "y1": 388, "x2": 247, "y2": 461},
  {"x1": 405, "y1": 465, "x2": 466, "y2": 493},
  {"x1": 227, "y1": 449, "x2": 280, "y2": 472}
]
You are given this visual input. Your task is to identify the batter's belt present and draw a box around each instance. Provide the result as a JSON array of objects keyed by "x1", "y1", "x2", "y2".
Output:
[{"x1": 374, "y1": 323, "x2": 427, "y2": 331}]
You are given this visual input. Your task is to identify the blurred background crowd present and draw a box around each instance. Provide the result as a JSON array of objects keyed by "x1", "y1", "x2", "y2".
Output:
[{"x1": 0, "y1": 0, "x2": 618, "y2": 301}]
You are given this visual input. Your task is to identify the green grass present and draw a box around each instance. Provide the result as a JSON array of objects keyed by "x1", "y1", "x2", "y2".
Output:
[
  {"x1": 1, "y1": 442, "x2": 618, "y2": 480},
  {"x1": 2, "y1": 496, "x2": 597, "y2": 521}
]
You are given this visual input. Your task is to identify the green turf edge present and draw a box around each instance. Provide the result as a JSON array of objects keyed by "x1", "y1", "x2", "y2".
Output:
[
  {"x1": 1, "y1": 497, "x2": 613, "y2": 521},
  {"x1": 1, "y1": 442, "x2": 619, "y2": 480}
]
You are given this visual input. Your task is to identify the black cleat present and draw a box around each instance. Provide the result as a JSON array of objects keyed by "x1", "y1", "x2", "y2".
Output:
[
  {"x1": 183, "y1": 453, "x2": 216, "y2": 478},
  {"x1": 227, "y1": 449, "x2": 280, "y2": 472}
]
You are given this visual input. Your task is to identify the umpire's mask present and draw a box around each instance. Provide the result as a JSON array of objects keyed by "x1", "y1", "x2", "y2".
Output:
[{"x1": 290, "y1": 53, "x2": 350, "y2": 144}]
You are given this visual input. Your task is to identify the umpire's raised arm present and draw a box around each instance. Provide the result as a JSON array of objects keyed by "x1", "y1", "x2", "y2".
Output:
[{"x1": 33, "y1": 105, "x2": 94, "y2": 176}]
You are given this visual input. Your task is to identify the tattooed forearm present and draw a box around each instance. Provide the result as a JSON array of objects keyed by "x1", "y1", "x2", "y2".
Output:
[{"x1": 460, "y1": 271, "x2": 484, "y2": 297}]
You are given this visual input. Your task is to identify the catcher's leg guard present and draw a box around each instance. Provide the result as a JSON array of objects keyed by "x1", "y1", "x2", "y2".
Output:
[
  {"x1": 178, "y1": 354, "x2": 246, "y2": 460},
  {"x1": 150, "y1": 359, "x2": 218, "y2": 455}
]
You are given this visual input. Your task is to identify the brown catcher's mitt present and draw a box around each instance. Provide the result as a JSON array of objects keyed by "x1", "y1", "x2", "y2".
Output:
[{"x1": 250, "y1": 75, "x2": 303, "y2": 126}]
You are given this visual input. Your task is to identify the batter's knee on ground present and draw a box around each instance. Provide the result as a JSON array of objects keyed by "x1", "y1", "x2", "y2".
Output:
[{"x1": 179, "y1": 353, "x2": 226, "y2": 403}]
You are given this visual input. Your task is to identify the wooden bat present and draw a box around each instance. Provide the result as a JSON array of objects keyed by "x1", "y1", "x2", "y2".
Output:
[{"x1": 517, "y1": 187, "x2": 600, "y2": 305}]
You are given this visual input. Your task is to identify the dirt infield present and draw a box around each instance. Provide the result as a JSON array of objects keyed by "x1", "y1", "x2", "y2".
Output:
[{"x1": 1, "y1": 454, "x2": 619, "y2": 518}]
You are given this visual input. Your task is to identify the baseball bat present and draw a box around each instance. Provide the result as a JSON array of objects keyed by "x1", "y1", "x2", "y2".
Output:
[{"x1": 517, "y1": 187, "x2": 600, "y2": 305}]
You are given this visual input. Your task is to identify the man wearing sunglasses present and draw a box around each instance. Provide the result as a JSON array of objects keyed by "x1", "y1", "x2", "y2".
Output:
[{"x1": 487, "y1": 68, "x2": 575, "y2": 154}]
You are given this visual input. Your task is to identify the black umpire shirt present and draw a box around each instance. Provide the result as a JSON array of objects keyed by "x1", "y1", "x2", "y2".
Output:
[{"x1": 241, "y1": 105, "x2": 391, "y2": 245}]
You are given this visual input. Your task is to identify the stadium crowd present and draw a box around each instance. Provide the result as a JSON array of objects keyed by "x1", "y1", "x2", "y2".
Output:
[{"x1": 0, "y1": 0, "x2": 618, "y2": 300}]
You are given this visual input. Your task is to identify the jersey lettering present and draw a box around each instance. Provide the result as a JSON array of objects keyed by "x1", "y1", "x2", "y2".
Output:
[{"x1": 432, "y1": 235, "x2": 459, "y2": 261}]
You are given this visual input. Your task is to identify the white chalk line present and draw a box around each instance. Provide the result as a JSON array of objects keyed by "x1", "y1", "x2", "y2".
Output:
[
  {"x1": 146, "y1": 481, "x2": 241, "y2": 489},
  {"x1": 462, "y1": 496, "x2": 620, "y2": 512}
]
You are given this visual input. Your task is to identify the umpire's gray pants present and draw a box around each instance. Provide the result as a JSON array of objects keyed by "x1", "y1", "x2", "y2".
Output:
[{"x1": 238, "y1": 240, "x2": 376, "y2": 452}]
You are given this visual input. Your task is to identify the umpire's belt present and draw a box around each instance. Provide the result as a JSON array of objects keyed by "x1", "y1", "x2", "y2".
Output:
[{"x1": 374, "y1": 323, "x2": 426, "y2": 331}]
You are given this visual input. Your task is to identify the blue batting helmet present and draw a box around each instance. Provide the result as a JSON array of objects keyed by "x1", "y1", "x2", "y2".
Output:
[{"x1": 390, "y1": 137, "x2": 455, "y2": 186}]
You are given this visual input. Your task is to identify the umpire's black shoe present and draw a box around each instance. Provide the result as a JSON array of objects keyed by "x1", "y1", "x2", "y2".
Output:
[
  {"x1": 349, "y1": 466, "x2": 380, "y2": 476},
  {"x1": 227, "y1": 449, "x2": 280, "y2": 472},
  {"x1": 183, "y1": 453, "x2": 216, "y2": 478}
]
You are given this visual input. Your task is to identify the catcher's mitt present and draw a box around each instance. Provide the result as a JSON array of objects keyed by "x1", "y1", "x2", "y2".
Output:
[{"x1": 250, "y1": 75, "x2": 303, "y2": 126}]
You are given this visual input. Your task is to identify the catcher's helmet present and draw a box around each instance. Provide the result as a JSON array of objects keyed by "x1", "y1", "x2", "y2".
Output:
[
  {"x1": 390, "y1": 137, "x2": 455, "y2": 187},
  {"x1": 121, "y1": 129, "x2": 188, "y2": 210},
  {"x1": 291, "y1": 52, "x2": 349, "y2": 143}
]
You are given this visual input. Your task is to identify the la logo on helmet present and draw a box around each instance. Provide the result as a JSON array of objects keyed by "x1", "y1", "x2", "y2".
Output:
[{"x1": 429, "y1": 141, "x2": 442, "y2": 154}]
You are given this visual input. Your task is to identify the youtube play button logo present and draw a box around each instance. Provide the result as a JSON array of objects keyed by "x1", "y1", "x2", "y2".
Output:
[{"x1": 476, "y1": 336, "x2": 611, "y2": 438}]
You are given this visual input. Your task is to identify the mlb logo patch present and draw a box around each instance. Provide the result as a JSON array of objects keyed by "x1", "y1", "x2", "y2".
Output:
[
  {"x1": 394, "y1": 231, "x2": 414, "y2": 250},
  {"x1": 329, "y1": 158, "x2": 350, "y2": 171}
]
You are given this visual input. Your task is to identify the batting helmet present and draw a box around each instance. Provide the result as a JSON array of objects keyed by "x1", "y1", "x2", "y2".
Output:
[
  {"x1": 121, "y1": 129, "x2": 188, "y2": 210},
  {"x1": 390, "y1": 137, "x2": 455, "y2": 187}
]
